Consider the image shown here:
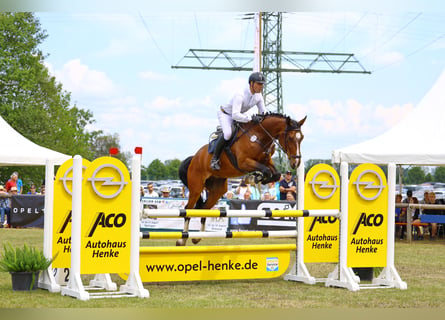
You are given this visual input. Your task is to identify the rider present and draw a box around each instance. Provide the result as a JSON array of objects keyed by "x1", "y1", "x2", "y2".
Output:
[{"x1": 210, "y1": 72, "x2": 267, "y2": 171}]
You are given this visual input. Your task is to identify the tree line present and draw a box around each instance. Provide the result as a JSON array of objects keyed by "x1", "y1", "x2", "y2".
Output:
[{"x1": 0, "y1": 13, "x2": 130, "y2": 191}]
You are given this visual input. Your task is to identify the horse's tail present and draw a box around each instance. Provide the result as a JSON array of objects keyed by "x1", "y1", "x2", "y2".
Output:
[{"x1": 179, "y1": 155, "x2": 194, "y2": 188}]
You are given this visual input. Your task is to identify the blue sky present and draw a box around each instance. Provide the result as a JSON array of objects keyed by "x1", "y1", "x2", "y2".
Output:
[{"x1": 34, "y1": 9, "x2": 445, "y2": 167}]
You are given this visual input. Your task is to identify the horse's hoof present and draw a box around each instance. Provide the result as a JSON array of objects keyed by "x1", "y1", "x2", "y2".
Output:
[
  {"x1": 191, "y1": 238, "x2": 201, "y2": 245},
  {"x1": 176, "y1": 239, "x2": 185, "y2": 246},
  {"x1": 254, "y1": 174, "x2": 263, "y2": 184}
]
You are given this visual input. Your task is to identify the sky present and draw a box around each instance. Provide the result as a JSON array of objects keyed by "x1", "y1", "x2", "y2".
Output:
[{"x1": 33, "y1": 6, "x2": 445, "y2": 168}]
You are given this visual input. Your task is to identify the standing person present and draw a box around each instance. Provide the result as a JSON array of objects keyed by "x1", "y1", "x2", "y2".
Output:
[
  {"x1": 15, "y1": 172, "x2": 23, "y2": 194},
  {"x1": 210, "y1": 72, "x2": 267, "y2": 170},
  {"x1": 262, "y1": 182, "x2": 277, "y2": 200},
  {"x1": 5, "y1": 172, "x2": 18, "y2": 192},
  {"x1": 0, "y1": 186, "x2": 9, "y2": 228},
  {"x1": 279, "y1": 170, "x2": 297, "y2": 201},
  {"x1": 235, "y1": 178, "x2": 251, "y2": 199},
  {"x1": 145, "y1": 182, "x2": 159, "y2": 197}
]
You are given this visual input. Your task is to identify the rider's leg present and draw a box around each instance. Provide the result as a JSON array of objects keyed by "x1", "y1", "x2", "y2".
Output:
[
  {"x1": 210, "y1": 136, "x2": 227, "y2": 170},
  {"x1": 211, "y1": 110, "x2": 232, "y2": 170}
]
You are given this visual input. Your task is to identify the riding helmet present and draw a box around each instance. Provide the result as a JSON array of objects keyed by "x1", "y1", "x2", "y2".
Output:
[{"x1": 248, "y1": 72, "x2": 266, "y2": 84}]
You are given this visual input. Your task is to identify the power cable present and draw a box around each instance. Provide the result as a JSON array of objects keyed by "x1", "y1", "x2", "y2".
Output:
[
  {"x1": 331, "y1": 12, "x2": 368, "y2": 51},
  {"x1": 138, "y1": 12, "x2": 172, "y2": 66}
]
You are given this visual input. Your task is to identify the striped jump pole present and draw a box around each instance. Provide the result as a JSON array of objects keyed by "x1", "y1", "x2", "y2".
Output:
[
  {"x1": 141, "y1": 230, "x2": 298, "y2": 240},
  {"x1": 143, "y1": 208, "x2": 340, "y2": 218}
]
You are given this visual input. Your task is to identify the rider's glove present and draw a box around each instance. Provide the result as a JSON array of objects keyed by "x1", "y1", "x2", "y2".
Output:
[{"x1": 251, "y1": 114, "x2": 262, "y2": 123}]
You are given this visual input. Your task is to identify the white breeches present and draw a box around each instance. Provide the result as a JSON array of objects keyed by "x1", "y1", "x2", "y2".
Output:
[{"x1": 217, "y1": 110, "x2": 233, "y2": 141}]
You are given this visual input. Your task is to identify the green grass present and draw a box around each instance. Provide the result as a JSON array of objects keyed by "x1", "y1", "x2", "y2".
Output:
[{"x1": 0, "y1": 228, "x2": 444, "y2": 308}]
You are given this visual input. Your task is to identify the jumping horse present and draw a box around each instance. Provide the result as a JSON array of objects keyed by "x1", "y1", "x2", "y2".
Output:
[{"x1": 177, "y1": 112, "x2": 306, "y2": 246}]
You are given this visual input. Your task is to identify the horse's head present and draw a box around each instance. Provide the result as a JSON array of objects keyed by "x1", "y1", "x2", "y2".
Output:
[{"x1": 280, "y1": 115, "x2": 306, "y2": 169}]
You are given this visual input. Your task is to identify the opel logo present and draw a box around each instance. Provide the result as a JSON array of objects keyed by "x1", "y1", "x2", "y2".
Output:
[
  {"x1": 59, "y1": 165, "x2": 88, "y2": 196},
  {"x1": 353, "y1": 169, "x2": 385, "y2": 201},
  {"x1": 309, "y1": 170, "x2": 339, "y2": 200},
  {"x1": 87, "y1": 164, "x2": 128, "y2": 199}
]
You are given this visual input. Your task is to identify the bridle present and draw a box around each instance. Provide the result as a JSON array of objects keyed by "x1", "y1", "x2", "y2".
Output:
[{"x1": 239, "y1": 117, "x2": 302, "y2": 159}]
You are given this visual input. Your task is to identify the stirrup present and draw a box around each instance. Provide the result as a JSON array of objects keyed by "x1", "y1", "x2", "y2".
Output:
[{"x1": 210, "y1": 158, "x2": 221, "y2": 170}]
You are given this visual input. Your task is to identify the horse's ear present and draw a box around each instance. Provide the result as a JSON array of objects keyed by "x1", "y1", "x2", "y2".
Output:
[{"x1": 299, "y1": 116, "x2": 307, "y2": 126}]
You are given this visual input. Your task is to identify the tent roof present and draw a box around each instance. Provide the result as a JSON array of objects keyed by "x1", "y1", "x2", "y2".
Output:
[
  {"x1": 332, "y1": 69, "x2": 445, "y2": 165},
  {"x1": 0, "y1": 116, "x2": 71, "y2": 166}
]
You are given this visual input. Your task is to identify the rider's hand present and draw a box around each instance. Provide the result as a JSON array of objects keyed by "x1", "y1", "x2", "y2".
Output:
[{"x1": 251, "y1": 114, "x2": 262, "y2": 123}]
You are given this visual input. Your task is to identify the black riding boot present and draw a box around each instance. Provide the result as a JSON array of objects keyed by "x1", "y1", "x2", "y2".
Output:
[{"x1": 210, "y1": 136, "x2": 226, "y2": 170}]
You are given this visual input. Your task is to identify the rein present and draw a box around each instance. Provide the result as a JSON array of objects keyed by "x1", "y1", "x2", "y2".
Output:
[{"x1": 256, "y1": 119, "x2": 301, "y2": 158}]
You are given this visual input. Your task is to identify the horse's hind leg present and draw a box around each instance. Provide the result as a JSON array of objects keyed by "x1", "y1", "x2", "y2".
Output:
[{"x1": 191, "y1": 178, "x2": 228, "y2": 245}]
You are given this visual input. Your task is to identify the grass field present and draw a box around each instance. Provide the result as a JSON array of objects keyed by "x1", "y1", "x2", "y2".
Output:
[{"x1": 0, "y1": 228, "x2": 444, "y2": 308}]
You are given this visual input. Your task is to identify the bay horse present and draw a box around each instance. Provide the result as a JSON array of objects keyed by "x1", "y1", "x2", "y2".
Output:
[{"x1": 177, "y1": 112, "x2": 306, "y2": 246}]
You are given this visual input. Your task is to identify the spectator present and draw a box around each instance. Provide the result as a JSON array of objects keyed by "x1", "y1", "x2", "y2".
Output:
[
  {"x1": 262, "y1": 182, "x2": 277, "y2": 200},
  {"x1": 262, "y1": 192, "x2": 272, "y2": 201},
  {"x1": 15, "y1": 172, "x2": 23, "y2": 194},
  {"x1": 395, "y1": 194, "x2": 403, "y2": 239},
  {"x1": 243, "y1": 190, "x2": 252, "y2": 200},
  {"x1": 40, "y1": 184, "x2": 46, "y2": 195},
  {"x1": 224, "y1": 190, "x2": 234, "y2": 200},
  {"x1": 246, "y1": 176, "x2": 260, "y2": 200},
  {"x1": 279, "y1": 170, "x2": 297, "y2": 200},
  {"x1": 145, "y1": 182, "x2": 159, "y2": 197},
  {"x1": 0, "y1": 185, "x2": 9, "y2": 228},
  {"x1": 399, "y1": 190, "x2": 414, "y2": 240},
  {"x1": 5, "y1": 172, "x2": 18, "y2": 192},
  {"x1": 27, "y1": 184, "x2": 39, "y2": 195},
  {"x1": 423, "y1": 191, "x2": 444, "y2": 240},
  {"x1": 286, "y1": 191, "x2": 296, "y2": 201},
  {"x1": 275, "y1": 175, "x2": 284, "y2": 200},
  {"x1": 160, "y1": 186, "x2": 171, "y2": 198},
  {"x1": 409, "y1": 197, "x2": 424, "y2": 240},
  {"x1": 235, "y1": 178, "x2": 251, "y2": 199}
]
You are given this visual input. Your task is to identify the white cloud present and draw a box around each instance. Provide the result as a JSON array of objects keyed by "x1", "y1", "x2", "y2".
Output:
[
  {"x1": 373, "y1": 51, "x2": 405, "y2": 66},
  {"x1": 52, "y1": 59, "x2": 118, "y2": 98},
  {"x1": 139, "y1": 70, "x2": 176, "y2": 81}
]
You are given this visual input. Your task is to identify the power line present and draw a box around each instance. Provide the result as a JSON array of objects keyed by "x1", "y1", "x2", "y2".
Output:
[
  {"x1": 193, "y1": 13, "x2": 202, "y2": 48},
  {"x1": 373, "y1": 33, "x2": 445, "y2": 73},
  {"x1": 138, "y1": 12, "x2": 172, "y2": 66},
  {"x1": 362, "y1": 12, "x2": 422, "y2": 59},
  {"x1": 331, "y1": 12, "x2": 368, "y2": 51}
]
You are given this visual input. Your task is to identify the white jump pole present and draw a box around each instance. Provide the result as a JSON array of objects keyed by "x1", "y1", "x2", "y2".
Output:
[
  {"x1": 120, "y1": 155, "x2": 150, "y2": 297},
  {"x1": 61, "y1": 155, "x2": 89, "y2": 300},
  {"x1": 39, "y1": 159, "x2": 61, "y2": 292}
]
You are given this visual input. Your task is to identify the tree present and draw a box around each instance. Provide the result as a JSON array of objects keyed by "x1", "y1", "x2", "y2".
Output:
[
  {"x1": 164, "y1": 159, "x2": 181, "y2": 180},
  {"x1": 404, "y1": 166, "x2": 425, "y2": 184},
  {"x1": 434, "y1": 166, "x2": 445, "y2": 183},
  {"x1": 304, "y1": 159, "x2": 332, "y2": 173},
  {"x1": 145, "y1": 159, "x2": 167, "y2": 180},
  {"x1": 89, "y1": 132, "x2": 131, "y2": 167},
  {"x1": 0, "y1": 13, "x2": 100, "y2": 186}
]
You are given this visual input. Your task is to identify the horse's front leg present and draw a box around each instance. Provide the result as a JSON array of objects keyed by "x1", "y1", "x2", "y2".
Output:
[
  {"x1": 241, "y1": 159, "x2": 276, "y2": 184},
  {"x1": 176, "y1": 217, "x2": 191, "y2": 246}
]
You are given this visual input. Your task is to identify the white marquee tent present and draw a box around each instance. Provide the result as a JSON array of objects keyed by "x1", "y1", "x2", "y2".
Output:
[
  {"x1": 0, "y1": 115, "x2": 71, "y2": 166},
  {"x1": 332, "y1": 68, "x2": 445, "y2": 165}
]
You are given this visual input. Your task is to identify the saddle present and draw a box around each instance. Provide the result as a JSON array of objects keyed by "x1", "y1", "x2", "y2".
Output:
[
  {"x1": 208, "y1": 123, "x2": 245, "y2": 173},
  {"x1": 208, "y1": 123, "x2": 238, "y2": 153}
]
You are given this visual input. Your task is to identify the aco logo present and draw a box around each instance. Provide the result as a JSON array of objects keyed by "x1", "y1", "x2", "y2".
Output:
[
  {"x1": 352, "y1": 169, "x2": 385, "y2": 201},
  {"x1": 308, "y1": 170, "x2": 339, "y2": 200},
  {"x1": 87, "y1": 164, "x2": 128, "y2": 199},
  {"x1": 308, "y1": 216, "x2": 338, "y2": 232},
  {"x1": 352, "y1": 212, "x2": 384, "y2": 234},
  {"x1": 88, "y1": 212, "x2": 127, "y2": 237}
]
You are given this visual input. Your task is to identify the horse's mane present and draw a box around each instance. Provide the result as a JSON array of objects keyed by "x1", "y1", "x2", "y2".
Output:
[{"x1": 261, "y1": 112, "x2": 300, "y2": 129}]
